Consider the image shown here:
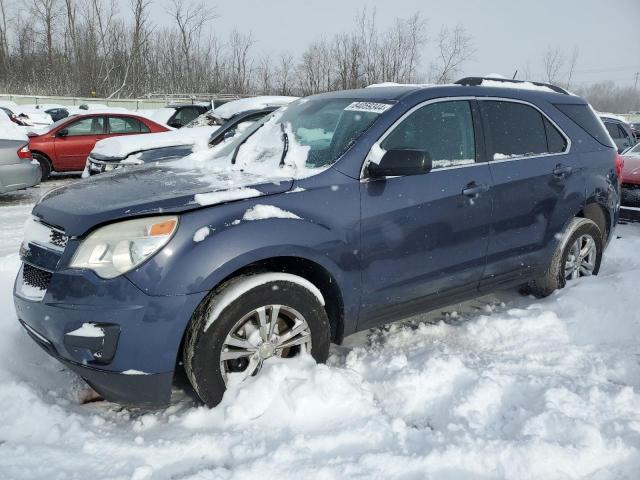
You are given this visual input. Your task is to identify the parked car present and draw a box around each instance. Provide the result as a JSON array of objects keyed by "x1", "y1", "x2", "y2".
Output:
[
  {"x1": 600, "y1": 115, "x2": 636, "y2": 153},
  {"x1": 620, "y1": 142, "x2": 640, "y2": 206},
  {"x1": 0, "y1": 106, "x2": 28, "y2": 126},
  {"x1": 84, "y1": 97, "x2": 298, "y2": 176},
  {"x1": 630, "y1": 122, "x2": 640, "y2": 141},
  {"x1": 155, "y1": 103, "x2": 211, "y2": 129},
  {"x1": 27, "y1": 112, "x2": 170, "y2": 180},
  {"x1": 0, "y1": 112, "x2": 41, "y2": 193},
  {"x1": 44, "y1": 107, "x2": 69, "y2": 122},
  {"x1": 14, "y1": 77, "x2": 620, "y2": 407}
]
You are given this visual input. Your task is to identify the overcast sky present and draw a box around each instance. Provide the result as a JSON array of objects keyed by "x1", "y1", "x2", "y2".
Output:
[{"x1": 143, "y1": 0, "x2": 640, "y2": 87}]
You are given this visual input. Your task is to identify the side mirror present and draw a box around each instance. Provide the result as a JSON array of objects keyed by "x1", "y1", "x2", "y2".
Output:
[
  {"x1": 57, "y1": 129, "x2": 68, "y2": 137},
  {"x1": 367, "y1": 149, "x2": 432, "y2": 178}
]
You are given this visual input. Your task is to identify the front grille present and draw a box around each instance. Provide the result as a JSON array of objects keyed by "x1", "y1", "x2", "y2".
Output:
[
  {"x1": 49, "y1": 230, "x2": 68, "y2": 248},
  {"x1": 23, "y1": 263, "x2": 52, "y2": 291}
]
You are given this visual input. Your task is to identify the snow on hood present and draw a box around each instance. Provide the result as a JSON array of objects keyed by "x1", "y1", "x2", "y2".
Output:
[
  {"x1": 0, "y1": 111, "x2": 28, "y2": 141},
  {"x1": 91, "y1": 126, "x2": 218, "y2": 159},
  {"x1": 212, "y1": 96, "x2": 298, "y2": 120}
]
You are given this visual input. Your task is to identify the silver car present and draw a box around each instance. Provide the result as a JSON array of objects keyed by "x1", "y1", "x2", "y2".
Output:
[{"x1": 0, "y1": 139, "x2": 41, "y2": 194}]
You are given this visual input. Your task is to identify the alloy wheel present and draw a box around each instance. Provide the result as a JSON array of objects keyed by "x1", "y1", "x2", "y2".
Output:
[
  {"x1": 564, "y1": 234, "x2": 597, "y2": 281},
  {"x1": 219, "y1": 305, "x2": 312, "y2": 386}
]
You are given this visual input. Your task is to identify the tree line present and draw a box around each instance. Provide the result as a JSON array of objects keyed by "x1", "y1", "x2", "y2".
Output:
[{"x1": 0, "y1": 0, "x2": 637, "y2": 113}]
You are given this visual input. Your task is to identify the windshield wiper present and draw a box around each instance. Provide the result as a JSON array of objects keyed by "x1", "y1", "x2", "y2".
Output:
[
  {"x1": 230, "y1": 122, "x2": 266, "y2": 165},
  {"x1": 279, "y1": 123, "x2": 289, "y2": 167}
]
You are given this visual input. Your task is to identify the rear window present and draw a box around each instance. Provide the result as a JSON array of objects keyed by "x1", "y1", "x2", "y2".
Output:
[
  {"x1": 554, "y1": 104, "x2": 614, "y2": 148},
  {"x1": 481, "y1": 101, "x2": 550, "y2": 159}
]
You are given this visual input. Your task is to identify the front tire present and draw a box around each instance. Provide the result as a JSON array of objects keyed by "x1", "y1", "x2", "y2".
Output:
[
  {"x1": 32, "y1": 153, "x2": 52, "y2": 181},
  {"x1": 183, "y1": 274, "x2": 331, "y2": 407},
  {"x1": 528, "y1": 217, "x2": 603, "y2": 298}
]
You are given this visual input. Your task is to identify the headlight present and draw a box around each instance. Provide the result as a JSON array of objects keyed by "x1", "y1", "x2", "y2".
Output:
[{"x1": 70, "y1": 216, "x2": 178, "y2": 279}]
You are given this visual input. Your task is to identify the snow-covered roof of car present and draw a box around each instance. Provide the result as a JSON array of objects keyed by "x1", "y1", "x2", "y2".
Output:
[
  {"x1": 91, "y1": 126, "x2": 218, "y2": 159},
  {"x1": 212, "y1": 96, "x2": 299, "y2": 120},
  {"x1": 0, "y1": 109, "x2": 28, "y2": 141}
]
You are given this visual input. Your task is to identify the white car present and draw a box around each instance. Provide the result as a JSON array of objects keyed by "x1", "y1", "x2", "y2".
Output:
[{"x1": 84, "y1": 96, "x2": 298, "y2": 176}]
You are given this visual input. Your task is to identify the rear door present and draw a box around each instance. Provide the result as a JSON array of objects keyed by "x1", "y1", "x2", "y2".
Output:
[
  {"x1": 359, "y1": 98, "x2": 494, "y2": 328},
  {"x1": 107, "y1": 115, "x2": 151, "y2": 137},
  {"x1": 53, "y1": 115, "x2": 106, "y2": 170},
  {"x1": 478, "y1": 99, "x2": 575, "y2": 290}
]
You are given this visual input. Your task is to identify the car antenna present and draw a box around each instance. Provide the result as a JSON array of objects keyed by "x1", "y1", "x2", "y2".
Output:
[{"x1": 512, "y1": 70, "x2": 518, "y2": 80}]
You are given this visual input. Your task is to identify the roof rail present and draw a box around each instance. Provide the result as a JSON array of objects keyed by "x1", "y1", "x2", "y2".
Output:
[{"x1": 455, "y1": 77, "x2": 570, "y2": 95}]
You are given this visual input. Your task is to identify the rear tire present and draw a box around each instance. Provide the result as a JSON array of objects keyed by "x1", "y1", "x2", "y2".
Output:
[
  {"x1": 528, "y1": 217, "x2": 603, "y2": 298},
  {"x1": 32, "y1": 153, "x2": 52, "y2": 181},
  {"x1": 183, "y1": 274, "x2": 331, "y2": 407}
]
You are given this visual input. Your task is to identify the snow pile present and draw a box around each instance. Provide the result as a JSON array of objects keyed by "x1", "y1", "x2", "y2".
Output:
[
  {"x1": 212, "y1": 96, "x2": 298, "y2": 120},
  {"x1": 66, "y1": 323, "x2": 104, "y2": 338},
  {"x1": 194, "y1": 187, "x2": 262, "y2": 206},
  {"x1": 0, "y1": 109, "x2": 28, "y2": 141},
  {"x1": 481, "y1": 79, "x2": 556, "y2": 93},
  {"x1": 92, "y1": 126, "x2": 216, "y2": 159},
  {"x1": 1, "y1": 193, "x2": 640, "y2": 478},
  {"x1": 242, "y1": 204, "x2": 301, "y2": 221},
  {"x1": 192, "y1": 226, "x2": 210, "y2": 242}
]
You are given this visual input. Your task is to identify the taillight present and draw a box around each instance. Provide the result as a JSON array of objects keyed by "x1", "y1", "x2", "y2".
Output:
[
  {"x1": 17, "y1": 145, "x2": 32, "y2": 160},
  {"x1": 614, "y1": 153, "x2": 624, "y2": 184}
]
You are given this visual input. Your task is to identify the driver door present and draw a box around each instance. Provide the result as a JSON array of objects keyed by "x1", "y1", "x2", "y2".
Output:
[
  {"x1": 358, "y1": 99, "x2": 493, "y2": 328},
  {"x1": 54, "y1": 115, "x2": 107, "y2": 170}
]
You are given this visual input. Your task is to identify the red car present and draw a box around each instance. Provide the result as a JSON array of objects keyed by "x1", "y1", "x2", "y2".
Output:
[
  {"x1": 28, "y1": 112, "x2": 169, "y2": 180},
  {"x1": 621, "y1": 143, "x2": 640, "y2": 206}
]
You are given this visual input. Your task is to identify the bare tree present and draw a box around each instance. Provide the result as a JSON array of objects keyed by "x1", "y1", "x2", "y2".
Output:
[
  {"x1": 429, "y1": 25, "x2": 475, "y2": 84},
  {"x1": 565, "y1": 47, "x2": 579, "y2": 90},
  {"x1": 226, "y1": 30, "x2": 254, "y2": 94},
  {"x1": 167, "y1": 0, "x2": 216, "y2": 80},
  {"x1": 275, "y1": 53, "x2": 294, "y2": 95},
  {"x1": 108, "y1": 0, "x2": 152, "y2": 98},
  {"x1": 542, "y1": 47, "x2": 565, "y2": 85},
  {"x1": 0, "y1": 0, "x2": 10, "y2": 68},
  {"x1": 30, "y1": 0, "x2": 59, "y2": 64}
]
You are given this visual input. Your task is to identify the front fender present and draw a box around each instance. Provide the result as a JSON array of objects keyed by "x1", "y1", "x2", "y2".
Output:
[{"x1": 125, "y1": 173, "x2": 361, "y2": 306}]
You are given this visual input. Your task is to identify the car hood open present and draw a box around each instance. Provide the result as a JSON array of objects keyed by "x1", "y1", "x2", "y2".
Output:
[{"x1": 32, "y1": 164, "x2": 293, "y2": 236}]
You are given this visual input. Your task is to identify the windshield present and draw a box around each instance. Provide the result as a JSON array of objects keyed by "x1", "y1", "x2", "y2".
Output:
[{"x1": 197, "y1": 97, "x2": 390, "y2": 176}]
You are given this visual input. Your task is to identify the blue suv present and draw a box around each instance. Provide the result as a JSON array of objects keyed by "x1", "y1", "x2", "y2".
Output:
[{"x1": 14, "y1": 77, "x2": 621, "y2": 407}]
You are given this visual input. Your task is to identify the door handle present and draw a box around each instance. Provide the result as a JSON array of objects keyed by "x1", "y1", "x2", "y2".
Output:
[
  {"x1": 553, "y1": 164, "x2": 573, "y2": 177},
  {"x1": 462, "y1": 182, "x2": 489, "y2": 197}
]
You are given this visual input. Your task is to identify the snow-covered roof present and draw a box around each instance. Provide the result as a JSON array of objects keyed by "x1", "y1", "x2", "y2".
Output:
[
  {"x1": 598, "y1": 112, "x2": 629, "y2": 124},
  {"x1": 212, "y1": 96, "x2": 298, "y2": 120},
  {"x1": 91, "y1": 126, "x2": 218, "y2": 159},
  {"x1": 479, "y1": 79, "x2": 556, "y2": 93}
]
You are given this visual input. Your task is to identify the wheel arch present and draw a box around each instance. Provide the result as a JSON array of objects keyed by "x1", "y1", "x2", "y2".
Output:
[
  {"x1": 576, "y1": 201, "x2": 610, "y2": 244},
  {"x1": 175, "y1": 254, "x2": 347, "y2": 374}
]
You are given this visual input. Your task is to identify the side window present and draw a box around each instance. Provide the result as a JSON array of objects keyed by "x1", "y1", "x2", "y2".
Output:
[
  {"x1": 65, "y1": 116, "x2": 104, "y2": 136},
  {"x1": 543, "y1": 117, "x2": 568, "y2": 153},
  {"x1": 174, "y1": 107, "x2": 201, "y2": 125},
  {"x1": 108, "y1": 116, "x2": 149, "y2": 134},
  {"x1": 605, "y1": 122, "x2": 622, "y2": 139},
  {"x1": 617, "y1": 125, "x2": 629, "y2": 140},
  {"x1": 481, "y1": 101, "x2": 552, "y2": 160},
  {"x1": 381, "y1": 100, "x2": 476, "y2": 170}
]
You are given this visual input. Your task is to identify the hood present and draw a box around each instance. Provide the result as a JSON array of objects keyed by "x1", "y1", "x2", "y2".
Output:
[
  {"x1": 33, "y1": 164, "x2": 293, "y2": 236},
  {"x1": 91, "y1": 126, "x2": 218, "y2": 160}
]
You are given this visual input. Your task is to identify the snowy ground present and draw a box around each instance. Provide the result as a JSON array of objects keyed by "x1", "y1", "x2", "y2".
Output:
[{"x1": 1, "y1": 181, "x2": 639, "y2": 479}]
